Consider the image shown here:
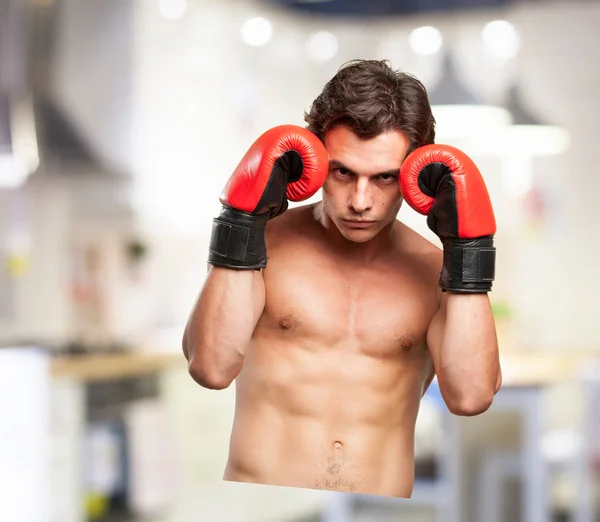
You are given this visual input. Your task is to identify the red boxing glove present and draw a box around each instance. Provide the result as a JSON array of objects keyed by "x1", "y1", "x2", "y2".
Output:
[
  {"x1": 400, "y1": 144, "x2": 496, "y2": 293},
  {"x1": 220, "y1": 124, "x2": 327, "y2": 215},
  {"x1": 209, "y1": 125, "x2": 328, "y2": 270}
]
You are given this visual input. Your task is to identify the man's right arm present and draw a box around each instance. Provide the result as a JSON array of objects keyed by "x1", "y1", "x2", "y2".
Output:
[
  {"x1": 181, "y1": 125, "x2": 328, "y2": 390},
  {"x1": 182, "y1": 266, "x2": 265, "y2": 390}
]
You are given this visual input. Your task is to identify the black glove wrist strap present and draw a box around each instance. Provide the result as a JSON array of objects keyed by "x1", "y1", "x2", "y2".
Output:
[
  {"x1": 208, "y1": 207, "x2": 268, "y2": 270},
  {"x1": 440, "y1": 236, "x2": 495, "y2": 293}
]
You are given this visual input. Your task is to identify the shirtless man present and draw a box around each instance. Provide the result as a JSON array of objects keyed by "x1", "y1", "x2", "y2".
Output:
[{"x1": 183, "y1": 60, "x2": 502, "y2": 498}]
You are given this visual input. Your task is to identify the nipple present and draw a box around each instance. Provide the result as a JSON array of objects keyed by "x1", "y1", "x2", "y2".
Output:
[
  {"x1": 278, "y1": 314, "x2": 296, "y2": 330},
  {"x1": 400, "y1": 335, "x2": 414, "y2": 352}
]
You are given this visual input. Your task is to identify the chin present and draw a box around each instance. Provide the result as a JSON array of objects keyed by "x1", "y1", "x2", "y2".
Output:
[
  {"x1": 344, "y1": 232, "x2": 377, "y2": 243},
  {"x1": 338, "y1": 226, "x2": 380, "y2": 243}
]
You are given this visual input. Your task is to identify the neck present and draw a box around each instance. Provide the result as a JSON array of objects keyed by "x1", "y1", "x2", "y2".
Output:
[{"x1": 312, "y1": 202, "x2": 396, "y2": 264}]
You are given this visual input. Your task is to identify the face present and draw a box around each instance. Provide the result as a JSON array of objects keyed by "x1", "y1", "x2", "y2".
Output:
[{"x1": 321, "y1": 124, "x2": 411, "y2": 243}]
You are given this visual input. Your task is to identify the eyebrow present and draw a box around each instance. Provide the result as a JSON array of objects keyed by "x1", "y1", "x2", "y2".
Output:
[{"x1": 329, "y1": 159, "x2": 400, "y2": 178}]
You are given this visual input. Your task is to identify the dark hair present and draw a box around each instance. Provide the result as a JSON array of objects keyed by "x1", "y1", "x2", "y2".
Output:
[{"x1": 304, "y1": 59, "x2": 435, "y2": 153}]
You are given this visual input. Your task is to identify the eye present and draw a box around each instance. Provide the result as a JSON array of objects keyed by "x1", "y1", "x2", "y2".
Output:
[
  {"x1": 333, "y1": 167, "x2": 352, "y2": 178},
  {"x1": 378, "y1": 173, "x2": 398, "y2": 184}
]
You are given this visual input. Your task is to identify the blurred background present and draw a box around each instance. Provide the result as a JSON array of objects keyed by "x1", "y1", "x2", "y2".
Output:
[{"x1": 1, "y1": 0, "x2": 599, "y2": 521}]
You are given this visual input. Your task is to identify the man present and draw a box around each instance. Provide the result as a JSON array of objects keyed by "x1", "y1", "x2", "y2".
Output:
[{"x1": 182, "y1": 60, "x2": 501, "y2": 498}]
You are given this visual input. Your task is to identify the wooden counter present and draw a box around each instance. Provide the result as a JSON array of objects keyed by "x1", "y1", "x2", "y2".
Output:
[{"x1": 51, "y1": 351, "x2": 184, "y2": 382}]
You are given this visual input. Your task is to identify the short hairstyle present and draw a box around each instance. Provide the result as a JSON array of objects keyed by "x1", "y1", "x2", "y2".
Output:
[{"x1": 305, "y1": 59, "x2": 436, "y2": 153}]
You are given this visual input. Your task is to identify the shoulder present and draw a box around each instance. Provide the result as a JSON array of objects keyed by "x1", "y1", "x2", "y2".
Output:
[
  {"x1": 393, "y1": 220, "x2": 443, "y2": 294},
  {"x1": 265, "y1": 203, "x2": 318, "y2": 248},
  {"x1": 263, "y1": 203, "x2": 321, "y2": 280},
  {"x1": 393, "y1": 220, "x2": 442, "y2": 259}
]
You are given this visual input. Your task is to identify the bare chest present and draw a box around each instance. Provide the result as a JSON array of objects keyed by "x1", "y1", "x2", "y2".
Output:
[{"x1": 259, "y1": 244, "x2": 439, "y2": 357}]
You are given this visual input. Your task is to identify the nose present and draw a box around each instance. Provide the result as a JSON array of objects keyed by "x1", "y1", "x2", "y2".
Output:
[{"x1": 348, "y1": 177, "x2": 373, "y2": 214}]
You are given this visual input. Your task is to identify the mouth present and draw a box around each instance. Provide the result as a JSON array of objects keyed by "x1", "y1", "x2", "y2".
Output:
[{"x1": 342, "y1": 219, "x2": 377, "y2": 229}]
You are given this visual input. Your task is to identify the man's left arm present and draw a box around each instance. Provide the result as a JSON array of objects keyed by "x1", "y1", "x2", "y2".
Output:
[
  {"x1": 426, "y1": 290, "x2": 501, "y2": 416},
  {"x1": 400, "y1": 143, "x2": 504, "y2": 414}
]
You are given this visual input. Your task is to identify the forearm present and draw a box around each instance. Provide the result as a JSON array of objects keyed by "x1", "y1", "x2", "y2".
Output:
[
  {"x1": 436, "y1": 292, "x2": 500, "y2": 415},
  {"x1": 183, "y1": 266, "x2": 264, "y2": 389}
]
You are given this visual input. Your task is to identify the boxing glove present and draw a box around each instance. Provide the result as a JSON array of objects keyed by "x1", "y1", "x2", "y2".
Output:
[
  {"x1": 208, "y1": 125, "x2": 328, "y2": 270},
  {"x1": 400, "y1": 144, "x2": 496, "y2": 293}
]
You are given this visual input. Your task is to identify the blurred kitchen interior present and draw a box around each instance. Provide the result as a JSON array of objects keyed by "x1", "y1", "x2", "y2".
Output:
[{"x1": 0, "y1": 0, "x2": 599, "y2": 521}]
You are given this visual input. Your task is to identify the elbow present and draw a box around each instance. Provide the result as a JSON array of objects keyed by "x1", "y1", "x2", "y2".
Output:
[
  {"x1": 443, "y1": 387, "x2": 495, "y2": 417},
  {"x1": 184, "y1": 334, "x2": 244, "y2": 390},
  {"x1": 188, "y1": 359, "x2": 235, "y2": 390},
  {"x1": 448, "y1": 396, "x2": 493, "y2": 417}
]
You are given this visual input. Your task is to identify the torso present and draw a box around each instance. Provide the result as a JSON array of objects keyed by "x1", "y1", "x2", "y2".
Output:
[{"x1": 224, "y1": 203, "x2": 442, "y2": 497}]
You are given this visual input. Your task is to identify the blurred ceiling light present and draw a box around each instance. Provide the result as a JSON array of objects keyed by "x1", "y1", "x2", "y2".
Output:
[
  {"x1": 306, "y1": 31, "x2": 339, "y2": 61},
  {"x1": 409, "y1": 26, "x2": 443, "y2": 56},
  {"x1": 429, "y1": 54, "x2": 511, "y2": 143},
  {"x1": 241, "y1": 17, "x2": 273, "y2": 47},
  {"x1": 158, "y1": 0, "x2": 187, "y2": 21},
  {"x1": 482, "y1": 20, "x2": 521, "y2": 60},
  {"x1": 0, "y1": 94, "x2": 39, "y2": 189}
]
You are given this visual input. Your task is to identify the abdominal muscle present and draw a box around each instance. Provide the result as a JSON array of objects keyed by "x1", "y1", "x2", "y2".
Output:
[{"x1": 223, "y1": 335, "x2": 428, "y2": 498}]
